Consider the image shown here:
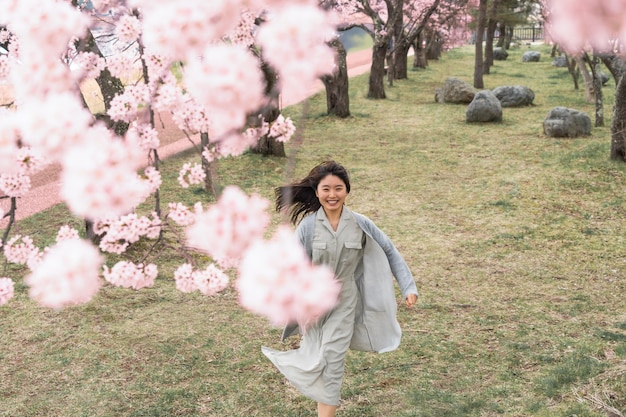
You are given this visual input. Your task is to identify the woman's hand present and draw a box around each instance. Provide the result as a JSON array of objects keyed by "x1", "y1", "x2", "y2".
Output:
[{"x1": 405, "y1": 293, "x2": 418, "y2": 308}]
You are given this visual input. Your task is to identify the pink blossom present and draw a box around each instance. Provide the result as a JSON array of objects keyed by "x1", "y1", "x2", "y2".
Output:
[
  {"x1": 127, "y1": 122, "x2": 160, "y2": 151},
  {"x1": 0, "y1": 173, "x2": 31, "y2": 198},
  {"x1": 115, "y1": 14, "x2": 142, "y2": 43},
  {"x1": 268, "y1": 114, "x2": 296, "y2": 143},
  {"x1": 25, "y1": 239, "x2": 103, "y2": 309},
  {"x1": 143, "y1": 166, "x2": 162, "y2": 194},
  {"x1": 56, "y1": 225, "x2": 80, "y2": 243},
  {"x1": 60, "y1": 125, "x2": 149, "y2": 220},
  {"x1": 0, "y1": 109, "x2": 20, "y2": 174},
  {"x1": 107, "y1": 84, "x2": 151, "y2": 123},
  {"x1": 170, "y1": 96, "x2": 211, "y2": 133},
  {"x1": 71, "y1": 52, "x2": 106, "y2": 80},
  {"x1": 105, "y1": 53, "x2": 137, "y2": 80},
  {"x1": 186, "y1": 186, "x2": 270, "y2": 268},
  {"x1": 152, "y1": 76, "x2": 183, "y2": 112},
  {"x1": 15, "y1": 146, "x2": 47, "y2": 175},
  {"x1": 0, "y1": 277, "x2": 15, "y2": 306},
  {"x1": 236, "y1": 225, "x2": 340, "y2": 327},
  {"x1": 547, "y1": 0, "x2": 626, "y2": 52},
  {"x1": 193, "y1": 264, "x2": 229, "y2": 296},
  {"x1": 3, "y1": 234, "x2": 36, "y2": 264},
  {"x1": 103, "y1": 261, "x2": 157, "y2": 290},
  {"x1": 17, "y1": 92, "x2": 93, "y2": 160},
  {"x1": 257, "y1": 5, "x2": 336, "y2": 101},
  {"x1": 97, "y1": 212, "x2": 161, "y2": 254},
  {"x1": 174, "y1": 263, "x2": 197, "y2": 293},
  {"x1": 0, "y1": 55, "x2": 10, "y2": 79},
  {"x1": 167, "y1": 202, "x2": 195, "y2": 226},
  {"x1": 177, "y1": 162, "x2": 206, "y2": 188},
  {"x1": 139, "y1": 0, "x2": 243, "y2": 60},
  {"x1": 183, "y1": 44, "x2": 266, "y2": 137},
  {"x1": 3, "y1": 0, "x2": 89, "y2": 56}
]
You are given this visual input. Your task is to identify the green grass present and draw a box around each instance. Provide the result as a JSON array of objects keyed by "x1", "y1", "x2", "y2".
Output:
[{"x1": 2, "y1": 44, "x2": 626, "y2": 416}]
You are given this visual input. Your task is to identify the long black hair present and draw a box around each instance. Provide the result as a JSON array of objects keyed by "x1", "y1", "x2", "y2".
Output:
[{"x1": 275, "y1": 160, "x2": 351, "y2": 225}]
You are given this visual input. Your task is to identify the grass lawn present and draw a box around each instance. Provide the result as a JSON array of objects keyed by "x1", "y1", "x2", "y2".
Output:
[{"x1": 1, "y1": 44, "x2": 625, "y2": 417}]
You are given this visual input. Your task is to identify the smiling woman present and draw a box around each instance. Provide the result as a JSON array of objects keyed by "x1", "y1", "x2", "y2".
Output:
[{"x1": 266, "y1": 160, "x2": 419, "y2": 417}]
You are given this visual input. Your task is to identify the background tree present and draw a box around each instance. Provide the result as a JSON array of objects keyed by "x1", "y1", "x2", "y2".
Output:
[{"x1": 473, "y1": 0, "x2": 488, "y2": 88}]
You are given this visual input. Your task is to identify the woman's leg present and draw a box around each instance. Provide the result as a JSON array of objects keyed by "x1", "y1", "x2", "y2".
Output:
[{"x1": 318, "y1": 402, "x2": 337, "y2": 417}]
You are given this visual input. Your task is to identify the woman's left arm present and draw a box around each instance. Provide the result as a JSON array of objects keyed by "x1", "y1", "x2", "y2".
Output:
[{"x1": 358, "y1": 215, "x2": 418, "y2": 302}]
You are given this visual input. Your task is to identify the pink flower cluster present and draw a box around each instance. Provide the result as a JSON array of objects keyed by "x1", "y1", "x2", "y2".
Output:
[
  {"x1": 103, "y1": 261, "x2": 158, "y2": 290},
  {"x1": 236, "y1": 225, "x2": 340, "y2": 327},
  {"x1": 256, "y1": 4, "x2": 336, "y2": 102},
  {"x1": 184, "y1": 44, "x2": 266, "y2": 137},
  {"x1": 268, "y1": 115, "x2": 296, "y2": 143},
  {"x1": 139, "y1": 0, "x2": 243, "y2": 60},
  {"x1": 177, "y1": 162, "x2": 206, "y2": 189},
  {"x1": 186, "y1": 186, "x2": 270, "y2": 268},
  {"x1": 0, "y1": 277, "x2": 15, "y2": 306},
  {"x1": 167, "y1": 202, "x2": 198, "y2": 227},
  {"x1": 115, "y1": 15, "x2": 142, "y2": 43},
  {"x1": 94, "y1": 212, "x2": 162, "y2": 254},
  {"x1": 173, "y1": 263, "x2": 229, "y2": 296},
  {"x1": 25, "y1": 239, "x2": 103, "y2": 309},
  {"x1": 60, "y1": 125, "x2": 150, "y2": 219},
  {"x1": 3, "y1": 234, "x2": 36, "y2": 265},
  {"x1": 56, "y1": 225, "x2": 80, "y2": 243},
  {"x1": 548, "y1": 0, "x2": 626, "y2": 52}
]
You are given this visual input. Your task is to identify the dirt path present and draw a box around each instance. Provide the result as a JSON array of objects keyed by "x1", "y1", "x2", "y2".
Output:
[{"x1": 0, "y1": 49, "x2": 372, "y2": 223}]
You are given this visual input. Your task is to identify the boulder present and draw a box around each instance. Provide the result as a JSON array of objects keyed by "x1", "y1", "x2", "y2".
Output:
[
  {"x1": 466, "y1": 90, "x2": 502, "y2": 123},
  {"x1": 492, "y1": 85, "x2": 535, "y2": 107},
  {"x1": 543, "y1": 107, "x2": 591, "y2": 138},
  {"x1": 522, "y1": 51, "x2": 541, "y2": 62},
  {"x1": 552, "y1": 56, "x2": 567, "y2": 67},
  {"x1": 435, "y1": 77, "x2": 477, "y2": 104},
  {"x1": 494, "y1": 47, "x2": 508, "y2": 61}
]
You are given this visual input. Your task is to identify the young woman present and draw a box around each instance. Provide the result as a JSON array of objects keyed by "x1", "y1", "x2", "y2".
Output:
[{"x1": 262, "y1": 160, "x2": 418, "y2": 417}]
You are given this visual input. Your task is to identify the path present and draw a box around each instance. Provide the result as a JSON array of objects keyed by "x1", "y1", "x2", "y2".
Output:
[{"x1": 0, "y1": 49, "x2": 372, "y2": 223}]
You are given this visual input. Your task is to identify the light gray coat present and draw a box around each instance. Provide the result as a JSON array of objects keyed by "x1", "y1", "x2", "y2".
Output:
[{"x1": 283, "y1": 208, "x2": 418, "y2": 353}]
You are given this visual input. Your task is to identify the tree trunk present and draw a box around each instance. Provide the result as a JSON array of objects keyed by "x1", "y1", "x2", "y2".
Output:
[
  {"x1": 565, "y1": 54, "x2": 580, "y2": 90},
  {"x1": 575, "y1": 55, "x2": 594, "y2": 102},
  {"x1": 413, "y1": 34, "x2": 428, "y2": 68},
  {"x1": 251, "y1": 61, "x2": 286, "y2": 157},
  {"x1": 496, "y1": 23, "x2": 505, "y2": 47},
  {"x1": 598, "y1": 53, "x2": 626, "y2": 85},
  {"x1": 610, "y1": 73, "x2": 626, "y2": 161},
  {"x1": 425, "y1": 32, "x2": 442, "y2": 61},
  {"x1": 504, "y1": 27, "x2": 513, "y2": 49},
  {"x1": 473, "y1": 0, "x2": 488, "y2": 89},
  {"x1": 587, "y1": 53, "x2": 604, "y2": 127},
  {"x1": 394, "y1": 43, "x2": 410, "y2": 79},
  {"x1": 321, "y1": 38, "x2": 350, "y2": 118},
  {"x1": 368, "y1": 42, "x2": 388, "y2": 99},
  {"x1": 483, "y1": 0, "x2": 499, "y2": 75}
]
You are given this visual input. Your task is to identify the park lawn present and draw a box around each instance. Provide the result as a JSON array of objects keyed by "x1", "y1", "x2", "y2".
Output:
[{"x1": 1, "y1": 44, "x2": 626, "y2": 417}]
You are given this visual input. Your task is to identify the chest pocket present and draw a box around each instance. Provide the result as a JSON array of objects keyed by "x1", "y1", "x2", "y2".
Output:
[
  {"x1": 340, "y1": 240, "x2": 363, "y2": 267},
  {"x1": 312, "y1": 241, "x2": 327, "y2": 265}
]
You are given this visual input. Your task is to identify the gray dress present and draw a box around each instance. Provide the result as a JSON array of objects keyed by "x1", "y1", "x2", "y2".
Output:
[{"x1": 262, "y1": 207, "x2": 364, "y2": 406}]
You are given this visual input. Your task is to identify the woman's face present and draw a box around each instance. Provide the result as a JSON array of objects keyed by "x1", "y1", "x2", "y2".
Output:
[{"x1": 315, "y1": 174, "x2": 348, "y2": 216}]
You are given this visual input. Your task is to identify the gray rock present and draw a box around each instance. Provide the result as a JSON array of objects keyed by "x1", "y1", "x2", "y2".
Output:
[
  {"x1": 466, "y1": 90, "x2": 503, "y2": 123},
  {"x1": 552, "y1": 56, "x2": 567, "y2": 67},
  {"x1": 522, "y1": 51, "x2": 541, "y2": 62},
  {"x1": 435, "y1": 77, "x2": 477, "y2": 104},
  {"x1": 492, "y1": 85, "x2": 535, "y2": 107},
  {"x1": 494, "y1": 47, "x2": 508, "y2": 61},
  {"x1": 590, "y1": 70, "x2": 610, "y2": 85},
  {"x1": 543, "y1": 107, "x2": 591, "y2": 138}
]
